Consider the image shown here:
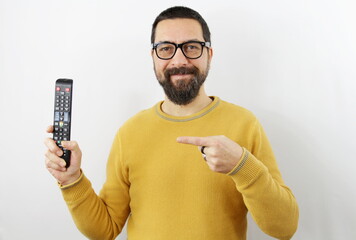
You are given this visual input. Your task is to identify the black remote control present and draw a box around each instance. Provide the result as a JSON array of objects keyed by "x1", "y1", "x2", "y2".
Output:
[{"x1": 53, "y1": 79, "x2": 73, "y2": 167}]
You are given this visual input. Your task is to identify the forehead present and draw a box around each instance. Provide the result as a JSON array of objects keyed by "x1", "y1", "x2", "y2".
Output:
[{"x1": 154, "y1": 18, "x2": 204, "y2": 43}]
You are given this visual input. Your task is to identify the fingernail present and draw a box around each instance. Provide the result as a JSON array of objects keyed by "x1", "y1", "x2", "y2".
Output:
[{"x1": 57, "y1": 150, "x2": 62, "y2": 156}]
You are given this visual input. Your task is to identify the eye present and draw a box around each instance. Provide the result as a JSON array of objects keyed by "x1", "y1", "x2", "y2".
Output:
[
  {"x1": 157, "y1": 44, "x2": 174, "y2": 52},
  {"x1": 188, "y1": 45, "x2": 198, "y2": 50},
  {"x1": 184, "y1": 43, "x2": 201, "y2": 51}
]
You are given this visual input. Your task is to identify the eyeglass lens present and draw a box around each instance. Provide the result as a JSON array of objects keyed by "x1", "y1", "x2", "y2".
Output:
[{"x1": 156, "y1": 42, "x2": 203, "y2": 59}]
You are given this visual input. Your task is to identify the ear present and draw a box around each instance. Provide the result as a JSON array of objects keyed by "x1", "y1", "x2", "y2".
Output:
[{"x1": 208, "y1": 47, "x2": 213, "y2": 62}]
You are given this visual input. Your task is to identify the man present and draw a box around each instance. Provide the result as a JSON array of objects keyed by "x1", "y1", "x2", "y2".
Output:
[{"x1": 44, "y1": 6, "x2": 299, "y2": 240}]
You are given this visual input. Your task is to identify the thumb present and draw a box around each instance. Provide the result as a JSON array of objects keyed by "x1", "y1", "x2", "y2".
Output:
[
  {"x1": 62, "y1": 141, "x2": 81, "y2": 157},
  {"x1": 61, "y1": 141, "x2": 82, "y2": 170}
]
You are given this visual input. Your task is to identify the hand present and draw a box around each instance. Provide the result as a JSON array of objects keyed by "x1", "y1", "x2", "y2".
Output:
[
  {"x1": 177, "y1": 135, "x2": 243, "y2": 174},
  {"x1": 44, "y1": 125, "x2": 82, "y2": 185}
]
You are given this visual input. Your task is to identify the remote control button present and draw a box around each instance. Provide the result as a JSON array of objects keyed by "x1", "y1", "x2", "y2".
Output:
[
  {"x1": 56, "y1": 87, "x2": 61, "y2": 91},
  {"x1": 54, "y1": 112, "x2": 60, "y2": 121}
]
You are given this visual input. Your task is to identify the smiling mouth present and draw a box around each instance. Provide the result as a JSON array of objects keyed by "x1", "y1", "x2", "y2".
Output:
[
  {"x1": 164, "y1": 66, "x2": 197, "y2": 82},
  {"x1": 170, "y1": 73, "x2": 193, "y2": 78}
]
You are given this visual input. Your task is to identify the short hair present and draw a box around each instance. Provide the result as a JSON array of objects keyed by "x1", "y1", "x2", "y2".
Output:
[{"x1": 151, "y1": 6, "x2": 211, "y2": 44}]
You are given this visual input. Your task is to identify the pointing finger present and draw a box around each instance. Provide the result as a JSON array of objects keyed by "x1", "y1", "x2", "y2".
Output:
[{"x1": 177, "y1": 136, "x2": 211, "y2": 147}]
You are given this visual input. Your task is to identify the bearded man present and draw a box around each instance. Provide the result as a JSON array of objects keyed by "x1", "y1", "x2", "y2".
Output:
[{"x1": 44, "y1": 6, "x2": 299, "y2": 240}]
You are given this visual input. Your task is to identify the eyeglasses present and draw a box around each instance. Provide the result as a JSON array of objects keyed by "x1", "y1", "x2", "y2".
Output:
[{"x1": 152, "y1": 41, "x2": 211, "y2": 60}]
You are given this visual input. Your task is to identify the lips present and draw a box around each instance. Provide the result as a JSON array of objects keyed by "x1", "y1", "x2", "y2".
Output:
[{"x1": 171, "y1": 73, "x2": 192, "y2": 76}]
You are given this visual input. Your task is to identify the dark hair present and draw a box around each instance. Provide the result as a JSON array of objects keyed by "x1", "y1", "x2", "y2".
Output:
[{"x1": 151, "y1": 6, "x2": 211, "y2": 44}]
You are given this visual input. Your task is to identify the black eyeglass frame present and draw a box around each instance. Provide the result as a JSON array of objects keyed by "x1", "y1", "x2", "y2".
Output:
[{"x1": 152, "y1": 41, "x2": 211, "y2": 60}]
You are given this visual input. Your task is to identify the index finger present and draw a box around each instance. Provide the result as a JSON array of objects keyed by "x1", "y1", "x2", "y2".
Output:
[
  {"x1": 44, "y1": 137, "x2": 62, "y2": 155},
  {"x1": 176, "y1": 136, "x2": 212, "y2": 147}
]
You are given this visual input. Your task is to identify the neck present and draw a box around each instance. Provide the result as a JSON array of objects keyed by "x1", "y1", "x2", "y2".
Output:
[{"x1": 161, "y1": 87, "x2": 212, "y2": 117}]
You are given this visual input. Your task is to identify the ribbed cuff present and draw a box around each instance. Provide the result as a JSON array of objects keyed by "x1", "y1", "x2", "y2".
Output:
[
  {"x1": 229, "y1": 149, "x2": 267, "y2": 188},
  {"x1": 60, "y1": 172, "x2": 92, "y2": 203},
  {"x1": 58, "y1": 170, "x2": 84, "y2": 190},
  {"x1": 227, "y1": 147, "x2": 249, "y2": 176}
]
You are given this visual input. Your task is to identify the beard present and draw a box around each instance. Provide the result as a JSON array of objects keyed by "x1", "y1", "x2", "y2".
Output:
[{"x1": 155, "y1": 64, "x2": 210, "y2": 105}]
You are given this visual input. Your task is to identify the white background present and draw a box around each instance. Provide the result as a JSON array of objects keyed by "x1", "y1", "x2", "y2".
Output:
[{"x1": 0, "y1": 0, "x2": 355, "y2": 239}]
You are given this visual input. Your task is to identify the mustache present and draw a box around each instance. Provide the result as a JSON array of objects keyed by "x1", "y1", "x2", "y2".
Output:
[{"x1": 164, "y1": 66, "x2": 198, "y2": 78}]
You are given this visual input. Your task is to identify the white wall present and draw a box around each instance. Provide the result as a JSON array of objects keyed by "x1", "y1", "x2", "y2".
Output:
[{"x1": 1, "y1": 0, "x2": 355, "y2": 239}]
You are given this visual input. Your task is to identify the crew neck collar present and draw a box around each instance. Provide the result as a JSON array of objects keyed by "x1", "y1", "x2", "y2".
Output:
[{"x1": 155, "y1": 96, "x2": 220, "y2": 122}]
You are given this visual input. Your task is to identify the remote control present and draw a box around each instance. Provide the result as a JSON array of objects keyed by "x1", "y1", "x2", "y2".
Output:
[{"x1": 53, "y1": 79, "x2": 73, "y2": 167}]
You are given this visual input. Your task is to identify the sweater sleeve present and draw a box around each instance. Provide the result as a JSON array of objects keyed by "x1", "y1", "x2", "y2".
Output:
[
  {"x1": 60, "y1": 131, "x2": 130, "y2": 240},
  {"x1": 229, "y1": 119, "x2": 299, "y2": 240}
]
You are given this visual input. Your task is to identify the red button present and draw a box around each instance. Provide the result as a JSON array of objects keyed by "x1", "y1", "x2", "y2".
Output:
[
  {"x1": 65, "y1": 88, "x2": 70, "y2": 92},
  {"x1": 56, "y1": 87, "x2": 61, "y2": 91}
]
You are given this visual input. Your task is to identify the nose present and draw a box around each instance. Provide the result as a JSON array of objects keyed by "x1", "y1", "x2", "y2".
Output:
[{"x1": 169, "y1": 48, "x2": 189, "y2": 67}]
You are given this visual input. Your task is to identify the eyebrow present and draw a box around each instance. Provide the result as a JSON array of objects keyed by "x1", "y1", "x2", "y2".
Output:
[{"x1": 155, "y1": 39, "x2": 203, "y2": 44}]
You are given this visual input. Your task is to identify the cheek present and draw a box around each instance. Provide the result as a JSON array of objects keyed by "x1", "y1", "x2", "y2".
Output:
[
  {"x1": 153, "y1": 60, "x2": 167, "y2": 80},
  {"x1": 154, "y1": 59, "x2": 169, "y2": 72}
]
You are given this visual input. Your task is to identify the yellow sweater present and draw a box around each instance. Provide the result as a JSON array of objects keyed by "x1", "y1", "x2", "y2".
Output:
[{"x1": 61, "y1": 97, "x2": 299, "y2": 240}]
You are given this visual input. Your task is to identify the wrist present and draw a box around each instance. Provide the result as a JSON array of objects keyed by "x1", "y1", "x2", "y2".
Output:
[
  {"x1": 227, "y1": 147, "x2": 248, "y2": 176},
  {"x1": 60, "y1": 170, "x2": 81, "y2": 186}
]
